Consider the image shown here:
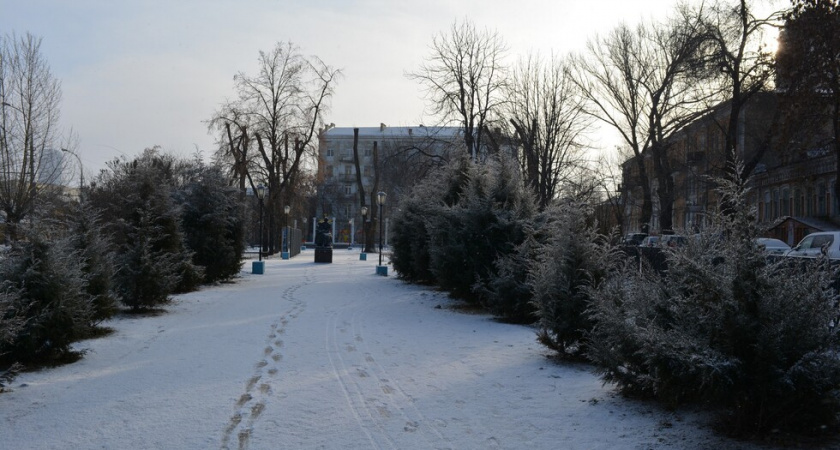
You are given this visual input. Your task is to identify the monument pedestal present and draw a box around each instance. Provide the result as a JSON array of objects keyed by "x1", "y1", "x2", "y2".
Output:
[{"x1": 315, "y1": 247, "x2": 333, "y2": 263}]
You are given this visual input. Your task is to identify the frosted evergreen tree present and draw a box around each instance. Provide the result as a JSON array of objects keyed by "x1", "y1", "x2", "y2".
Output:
[
  {"x1": 0, "y1": 235, "x2": 93, "y2": 364},
  {"x1": 65, "y1": 203, "x2": 119, "y2": 323},
  {"x1": 115, "y1": 205, "x2": 183, "y2": 310},
  {"x1": 425, "y1": 155, "x2": 535, "y2": 302},
  {"x1": 0, "y1": 283, "x2": 24, "y2": 391},
  {"x1": 87, "y1": 149, "x2": 202, "y2": 309},
  {"x1": 175, "y1": 163, "x2": 246, "y2": 284},
  {"x1": 587, "y1": 168, "x2": 840, "y2": 435},
  {"x1": 391, "y1": 155, "x2": 470, "y2": 283},
  {"x1": 471, "y1": 155, "x2": 538, "y2": 321},
  {"x1": 530, "y1": 201, "x2": 617, "y2": 358}
]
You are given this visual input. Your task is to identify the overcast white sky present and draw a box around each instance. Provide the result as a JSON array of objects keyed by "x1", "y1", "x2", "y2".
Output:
[{"x1": 1, "y1": 0, "x2": 783, "y2": 177}]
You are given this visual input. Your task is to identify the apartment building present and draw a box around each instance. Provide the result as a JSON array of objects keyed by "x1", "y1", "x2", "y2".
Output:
[{"x1": 316, "y1": 123, "x2": 462, "y2": 243}]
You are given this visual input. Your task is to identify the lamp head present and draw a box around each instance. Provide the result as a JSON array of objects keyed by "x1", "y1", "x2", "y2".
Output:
[
  {"x1": 377, "y1": 191, "x2": 386, "y2": 206},
  {"x1": 284, "y1": 205, "x2": 290, "y2": 214},
  {"x1": 256, "y1": 184, "x2": 266, "y2": 199}
]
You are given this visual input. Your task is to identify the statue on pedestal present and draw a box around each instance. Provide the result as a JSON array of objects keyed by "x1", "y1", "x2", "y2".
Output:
[
  {"x1": 315, "y1": 215, "x2": 333, "y2": 248},
  {"x1": 314, "y1": 214, "x2": 333, "y2": 263}
]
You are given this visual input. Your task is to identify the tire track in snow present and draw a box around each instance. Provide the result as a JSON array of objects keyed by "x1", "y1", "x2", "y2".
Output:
[
  {"x1": 220, "y1": 268, "x2": 312, "y2": 450},
  {"x1": 324, "y1": 264, "x2": 450, "y2": 449}
]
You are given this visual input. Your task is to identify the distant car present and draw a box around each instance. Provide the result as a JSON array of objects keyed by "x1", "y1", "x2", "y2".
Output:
[
  {"x1": 755, "y1": 237, "x2": 791, "y2": 256},
  {"x1": 660, "y1": 235, "x2": 687, "y2": 248},
  {"x1": 623, "y1": 233, "x2": 648, "y2": 246},
  {"x1": 786, "y1": 231, "x2": 840, "y2": 259},
  {"x1": 640, "y1": 235, "x2": 660, "y2": 247}
]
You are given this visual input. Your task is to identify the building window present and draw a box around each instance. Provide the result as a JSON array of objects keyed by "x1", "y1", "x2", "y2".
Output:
[
  {"x1": 772, "y1": 190, "x2": 779, "y2": 218},
  {"x1": 781, "y1": 187, "x2": 790, "y2": 216},
  {"x1": 364, "y1": 146, "x2": 372, "y2": 157},
  {"x1": 764, "y1": 191, "x2": 771, "y2": 221},
  {"x1": 818, "y1": 183, "x2": 827, "y2": 216},
  {"x1": 326, "y1": 147, "x2": 334, "y2": 157},
  {"x1": 344, "y1": 185, "x2": 352, "y2": 195}
]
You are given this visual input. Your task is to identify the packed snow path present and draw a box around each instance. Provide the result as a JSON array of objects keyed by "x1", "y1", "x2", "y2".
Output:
[{"x1": 1, "y1": 250, "x2": 767, "y2": 449}]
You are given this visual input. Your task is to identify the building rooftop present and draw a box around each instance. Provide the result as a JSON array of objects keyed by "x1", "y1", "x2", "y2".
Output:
[{"x1": 322, "y1": 124, "x2": 461, "y2": 139}]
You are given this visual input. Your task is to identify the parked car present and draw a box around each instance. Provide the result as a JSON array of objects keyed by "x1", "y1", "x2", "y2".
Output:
[
  {"x1": 660, "y1": 234, "x2": 687, "y2": 247},
  {"x1": 622, "y1": 233, "x2": 648, "y2": 246},
  {"x1": 640, "y1": 235, "x2": 661, "y2": 247},
  {"x1": 755, "y1": 237, "x2": 791, "y2": 256},
  {"x1": 785, "y1": 231, "x2": 840, "y2": 259}
]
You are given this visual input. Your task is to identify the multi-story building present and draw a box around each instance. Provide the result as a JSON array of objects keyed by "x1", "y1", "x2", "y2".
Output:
[
  {"x1": 317, "y1": 123, "x2": 462, "y2": 244},
  {"x1": 620, "y1": 91, "x2": 840, "y2": 245}
]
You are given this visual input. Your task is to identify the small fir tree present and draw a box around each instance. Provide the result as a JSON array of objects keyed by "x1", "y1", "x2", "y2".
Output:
[
  {"x1": 531, "y1": 201, "x2": 616, "y2": 358},
  {"x1": 391, "y1": 155, "x2": 470, "y2": 282},
  {"x1": 0, "y1": 236, "x2": 93, "y2": 364},
  {"x1": 66, "y1": 203, "x2": 119, "y2": 324},
  {"x1": 176, "y1": 164, "x2": 246, "y2": 284}
]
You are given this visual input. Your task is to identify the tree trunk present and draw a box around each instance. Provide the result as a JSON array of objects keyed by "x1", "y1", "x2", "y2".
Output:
[
  {"x1": 633, "y1": 156, "x2": 653, "y2": 231},
  {"x1": 366, "y1": 141, "x2": 380, "y2": 253},
  {"x1": 352, "y1": 128, "x2": 369, "y2": 250}
]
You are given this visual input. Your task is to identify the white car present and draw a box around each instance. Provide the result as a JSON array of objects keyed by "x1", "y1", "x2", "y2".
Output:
[
  {"x1": 660, "y1": 235, "x2": 687, "y2": 247},
  {"x1": 755, "y1": 237, "x2": 791, "y2": 256},
  {"x1": 640, "y1": 235, "x2": 660, "y2": 247},
  {"x1": 785, "y1": 231, "x2": 840, "y2": 259}
]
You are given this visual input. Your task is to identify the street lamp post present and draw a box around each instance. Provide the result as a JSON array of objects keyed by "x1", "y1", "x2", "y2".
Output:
[
  {"x1": 360, "y1": 206, "x2": 368, "y2": 260},
  {"x1": 61, "y1": 148, "x2": 84, "y2": 194},
  {"x1": 252, "y1": 184, "x2": 266, "y2": 275},
  {"x1": 283, "y1": 205, "x2": 291, "y2": 259},
  {"x1": 257, "y1": 185, "x2": 266, "y2": 262},
  {"x1": 303, "y1": 217, "x2": 308, "y2": 245},
  {"x1": 376, "y1": 192, "x2": 387, "y2": 275}
]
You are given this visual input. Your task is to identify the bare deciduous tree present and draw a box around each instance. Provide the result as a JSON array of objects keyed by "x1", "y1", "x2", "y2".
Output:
[
  {"x1": 209, "y1": 41, "x2": 340, "y2": 253},
  {"x1": 408, "y1": 19, "x2": 507, "y2": 161},
  {"x1": 700, "y1": 0, "x2": 780, "y2": 182},
  {"x1": 573, "y1": 9, "x2": 709, "y2": 232},
  {"x1": 0, "y1": 32, "x2": 65, "y2": 242},
  {"x1": 507, "y1": 52, "x2": 592, "y2": 209}
]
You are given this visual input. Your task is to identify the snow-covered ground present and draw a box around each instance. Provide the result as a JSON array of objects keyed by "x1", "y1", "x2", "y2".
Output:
[{"x1": 1, "y1": 250, "x2": 769, "y2": 449}]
